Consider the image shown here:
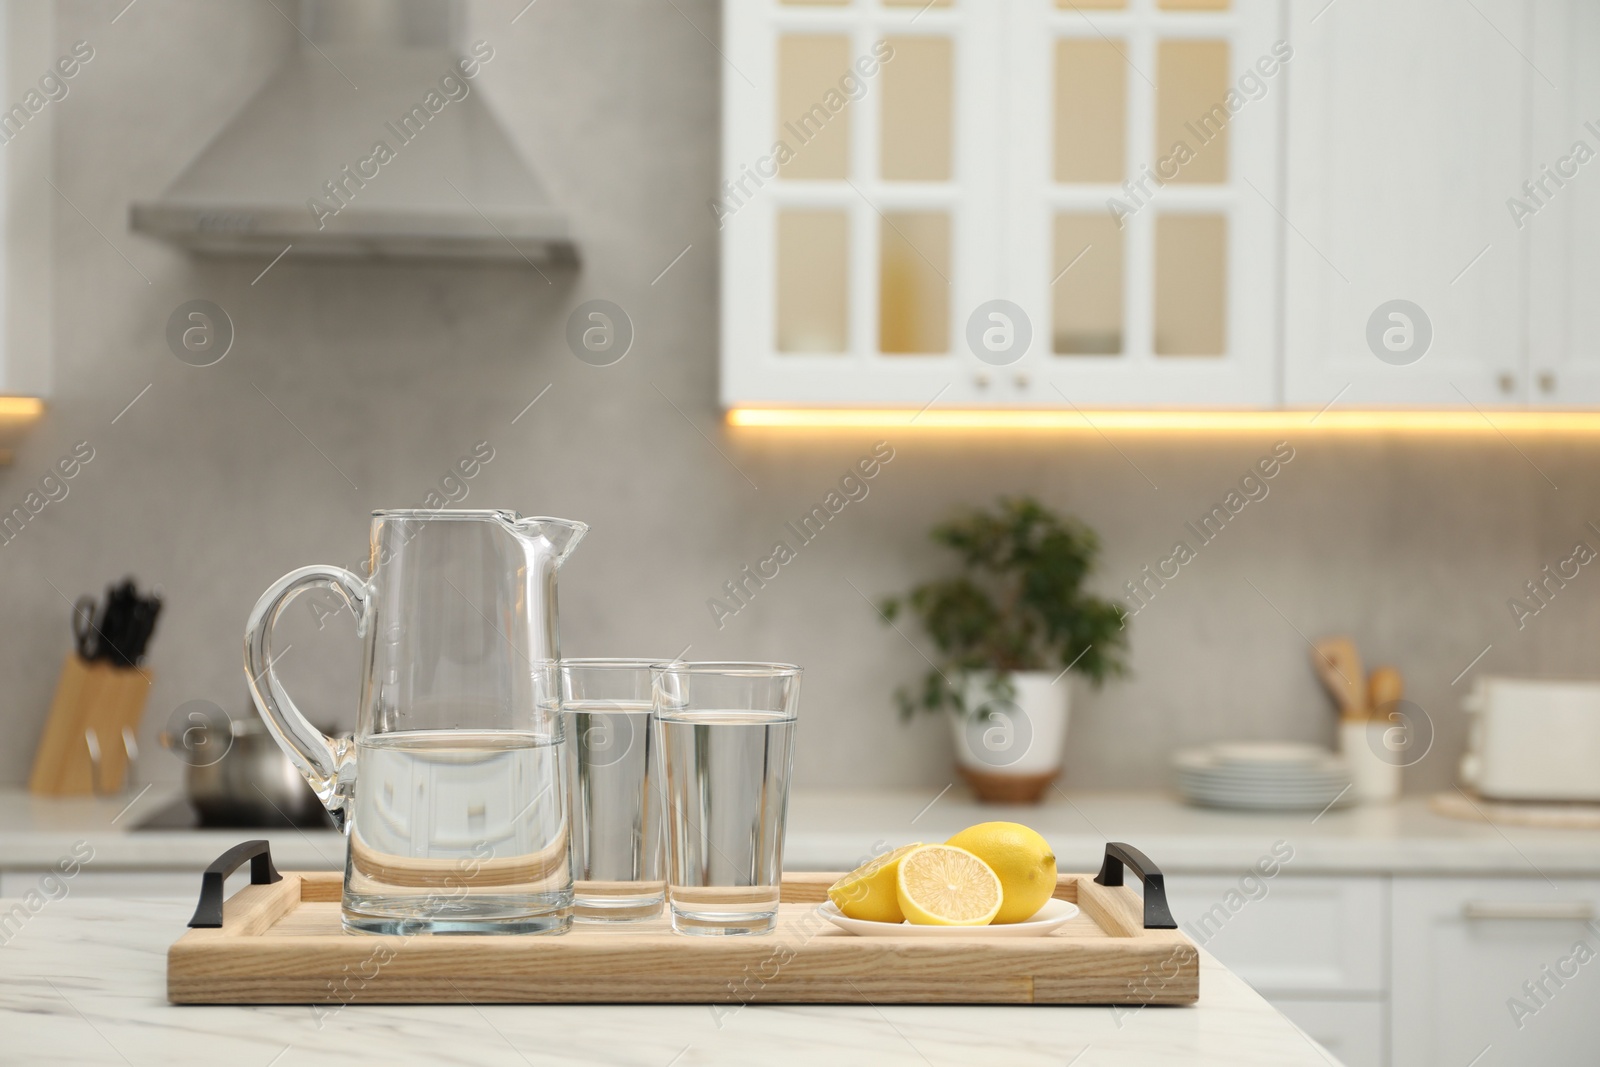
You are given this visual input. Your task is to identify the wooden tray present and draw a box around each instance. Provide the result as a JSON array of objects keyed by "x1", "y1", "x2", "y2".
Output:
[{"x1": 167, "y1": 841, "x2": 1198, "y2": 1006}]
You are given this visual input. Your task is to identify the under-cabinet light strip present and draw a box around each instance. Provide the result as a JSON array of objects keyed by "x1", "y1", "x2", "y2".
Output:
[
  {"x1": 0, "y1": 397, "x2": 44, "y2": 419},
  {"x1": 726, "y1": 408, "x2": 1600, "y2": 433}
]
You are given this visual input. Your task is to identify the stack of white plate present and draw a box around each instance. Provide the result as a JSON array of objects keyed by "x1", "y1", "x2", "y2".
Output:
[{"x1": 1173, "y1": 742, "x2": 1354, "y2": 811}]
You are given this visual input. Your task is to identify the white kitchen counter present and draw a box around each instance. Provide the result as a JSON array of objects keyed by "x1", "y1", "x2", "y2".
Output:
[
  {"x1": 6, "y1": 785, "x2": 1597, "y2": 1064},
  {"x1": 0, "y1": 896, "x2": 1336, "y2": 1066},
  {"x1": 785, "y1": 788, "x2": 1600, "y2": 877},
  {"x1": 3, "y1": 785, "x2": 1598, "y2": 879}
]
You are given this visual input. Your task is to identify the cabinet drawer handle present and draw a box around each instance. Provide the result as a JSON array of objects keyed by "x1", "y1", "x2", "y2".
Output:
[{"x1": 1462, "y1": 901, "x2": 1595, "y2": 922}]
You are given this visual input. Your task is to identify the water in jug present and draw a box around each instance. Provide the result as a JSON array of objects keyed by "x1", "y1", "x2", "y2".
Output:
[{"x1": 244, "y1": 509, "x2": 586, "y2": 934}]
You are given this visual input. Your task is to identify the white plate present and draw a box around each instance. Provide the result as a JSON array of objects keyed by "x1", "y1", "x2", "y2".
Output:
[
  {"x1": 1179, "y1": 788, "x2": 1355, "y2": 811},
  {"x1": 1178, "y1": 782, "x2": 1351, "y2": 794},
  {"x1": 1208, "y1": 742, "x2": 1331, "y2": 767},
  {"x1": 1177, "y1": 775, "x2": 1352, "y2": 791},
  {"x1": 1174, "y1": 748, "x2": 1349, "y2": 776},
  {"x1": 1178, "y1": 772, "x2": 1352, "y2": 787},
  {"x1": 819, "y1": 898, "x2": 1080, "y2": 937},
  {"x1": 1177, "y1": 764, "x2": 1350, "y2": 780}
]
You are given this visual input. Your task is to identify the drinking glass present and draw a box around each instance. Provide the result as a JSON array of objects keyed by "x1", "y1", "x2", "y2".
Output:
[
  {"x1": 562, "y1": 659, "x2": 666, "y2": 922},
  {"x1": 653, "y1": 662, "x2": 802, "y2": 936}
]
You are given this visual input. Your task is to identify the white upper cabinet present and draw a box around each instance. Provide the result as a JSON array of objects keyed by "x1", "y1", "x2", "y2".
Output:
[
  {"x1": 1007, "y1": 0, "x2": 1285, "y2": 409},
  {"x1": 721, "y1": 0, "x2": 1284, "y2": 411},
  {"x1": 0, "y1": 1, "x2": 55, "y2": 401},
  {"x1": 1526, "y1": 0, "x2": 1600, "y2": 407},
  {"x1": 721, "y1": 0, "x2": 1598, "y2": 413},
  {"x1": 1282, "y1": 0, "x2": 1532, "y2": 410}
]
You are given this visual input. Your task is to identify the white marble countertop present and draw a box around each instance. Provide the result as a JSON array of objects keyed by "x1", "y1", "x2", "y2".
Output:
[
  {"x1": 3, "y1": 785, "x2": 1599, "y2": 879},
  {"x1": 0, "y1": 897, "x2": 1337, "y2": 1066}
]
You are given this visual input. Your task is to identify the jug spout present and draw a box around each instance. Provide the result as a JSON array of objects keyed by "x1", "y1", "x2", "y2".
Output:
[{"x1": 511, "y1": 515, "x2": 588, "y2": 565}]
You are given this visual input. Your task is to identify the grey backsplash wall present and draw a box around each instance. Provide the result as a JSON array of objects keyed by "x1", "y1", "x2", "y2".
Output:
[{"x1": 2, "y1": 0, "x2": 1596, "y2": 793}]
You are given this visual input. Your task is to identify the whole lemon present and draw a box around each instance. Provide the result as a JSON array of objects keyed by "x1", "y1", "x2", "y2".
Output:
[{"x1": 944, "y1": 822, "x2": 1057, "y2": 924}]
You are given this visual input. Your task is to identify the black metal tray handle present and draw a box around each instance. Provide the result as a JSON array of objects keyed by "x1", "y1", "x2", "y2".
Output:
[
  {"x1": 1093, "y1": 842, "x2": 1177, "y2": 930},
  {"x1": 187, "y1": 840, "x2": 282, "y2": 928}
]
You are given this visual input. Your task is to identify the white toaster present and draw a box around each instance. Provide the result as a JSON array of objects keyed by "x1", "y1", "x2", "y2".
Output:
[{"x1": 1460, "y1": 677, "x2": 1600, "y2": 802}]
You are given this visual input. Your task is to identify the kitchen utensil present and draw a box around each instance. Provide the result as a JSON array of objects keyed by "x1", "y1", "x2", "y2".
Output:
[
  {"x1": 72, "y1": 596, "x2": 99, "y2": 660},
  {"x1": 244, "y1": 509, "x2": 588, "y2": 935},
  {"x1": 161, "y1": 714, "x2": 329, "y2": 827},
  {"x1": 653, "y1": 662, "x2": 802, "y2": 936},
  {"x1": 819, "y1": 897, "x2": 1080, "y2": 938},
  {"x1": 1460, "y1": 677, "x2": 1600, "y2": 801},
  {"x1": 561, "y1": 659, "x2": 667, "y2": 923},
  {"x1": 1367, "y1": 666, "x2": 1404, "y2": 718},
  {"x1": 168, "y1": 840, "x2": 1197, "y2": 1006},
  {"x1": 1311, "y1": 637, "x2": 1366, "y2": 720},
  {"x1": 90, "y1": 578, "x2": 163, "y2": 667}
]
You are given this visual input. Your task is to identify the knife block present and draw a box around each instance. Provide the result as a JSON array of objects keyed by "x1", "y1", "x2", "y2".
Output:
[{"x1": 28, "y1": 654, "x2": 152, "y2": 796}]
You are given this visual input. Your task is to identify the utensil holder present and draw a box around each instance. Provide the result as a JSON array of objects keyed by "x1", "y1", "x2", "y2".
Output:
[
  {"x1": 1339, "y1": 719, "x2": 1402, "y2": 803},
  {"x1": 29, "y1": 653, "x2": 151, "y2": 796}
]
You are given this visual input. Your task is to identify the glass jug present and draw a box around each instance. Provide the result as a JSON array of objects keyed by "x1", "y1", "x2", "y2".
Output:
[{"x1": 244, "y1": 509, "x2": 587, "y2": 935}]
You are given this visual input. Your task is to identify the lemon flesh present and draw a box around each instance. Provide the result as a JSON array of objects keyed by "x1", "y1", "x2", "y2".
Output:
[
  {"x1": 945, "y1": 822, "x2": 1058, "y2": 924},
  {"x1": 827, "y1": 843, "x2": 925, "y2": 923},
  {"x1": 895, "y1": 844, "x2": 1002, "y2": 926}
]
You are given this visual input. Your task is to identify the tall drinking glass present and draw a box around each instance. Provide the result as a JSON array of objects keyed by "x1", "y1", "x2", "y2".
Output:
[
  {"x1": 561, "y1": 659, "x2": 665, "y2": 922},
  {"x1": 653, "y1": 662, "x2": 802, "y2": 936}
]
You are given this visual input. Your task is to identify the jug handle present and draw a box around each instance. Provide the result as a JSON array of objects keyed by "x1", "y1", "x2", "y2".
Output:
[{"x1": 243, "y1": 565, "x2": 368, "y2": 831}]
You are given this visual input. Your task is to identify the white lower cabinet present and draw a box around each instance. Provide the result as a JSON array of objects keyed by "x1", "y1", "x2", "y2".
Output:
[
  {"x1": 1170, "y1": 871, "x2": 1600, "y2": 1065},
  {"x1": 1390, "y1": 876, "x2": 1600, "y2": 1067},
  {"x1": 1167, "y1": 874, "x2": 1388, "y2": 1065},
  {"x1": 1166, "y1": 874, "x2": 1387, "y2": 996},
  {"x1": 1272, "y1": 998, "x2": 1386, "y2": 1067}
]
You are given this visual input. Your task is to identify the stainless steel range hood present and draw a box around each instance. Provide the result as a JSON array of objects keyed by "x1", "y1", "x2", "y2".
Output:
[{"x1": 130, "y1": 0, "x2": 575, "y2": 265}]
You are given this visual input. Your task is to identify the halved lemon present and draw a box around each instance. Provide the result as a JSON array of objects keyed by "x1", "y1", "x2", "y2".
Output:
[
  {"x1": 946, "y1": 822, "x2": 1058, "y2": 924},
  {"x1": 895, "y1": 844, "x2": 1002, "y2": 926},
  {"x1": 827, "y1": 843, "x2": 924, "y2": 923}
]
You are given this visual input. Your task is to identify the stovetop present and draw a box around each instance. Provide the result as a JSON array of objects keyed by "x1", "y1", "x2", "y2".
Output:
[{"x1": 129, "y1": 797, "x2": 336, "y2": 832}]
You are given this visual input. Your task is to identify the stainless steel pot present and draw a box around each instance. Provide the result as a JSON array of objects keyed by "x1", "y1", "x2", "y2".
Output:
[{"x1": 161, "y1": 714, "x2": 331, "y2": 828}]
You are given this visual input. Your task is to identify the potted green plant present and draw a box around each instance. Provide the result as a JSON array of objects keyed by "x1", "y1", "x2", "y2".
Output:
[{"x1": 880, "y1": 497, "x2": 1129, "y2": 803}]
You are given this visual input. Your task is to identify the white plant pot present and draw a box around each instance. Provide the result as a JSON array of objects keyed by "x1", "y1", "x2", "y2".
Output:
[{"x1": 950, "y1": 671, "x2": 1071, "y2": 785}]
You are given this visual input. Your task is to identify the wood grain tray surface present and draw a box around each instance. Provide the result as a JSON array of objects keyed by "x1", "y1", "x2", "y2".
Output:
[{"x1": 168, "y1": 869, "x2": 1199, "y2": 1006}]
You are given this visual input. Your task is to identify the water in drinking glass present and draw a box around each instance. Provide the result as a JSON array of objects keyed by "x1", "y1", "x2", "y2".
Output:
[
  {"x1": 564, "y1": 699, "x2": 664, "y2": 921},
  {"x1": 343, "y1": 730, "x2": 573, "y2": 935},
  {"x1": 658, "y1": 710, "x2": 797, "y2": 935}
]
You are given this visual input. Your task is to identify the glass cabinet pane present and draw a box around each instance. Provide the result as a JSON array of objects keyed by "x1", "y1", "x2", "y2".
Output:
[
  {"x1": 879, "y1": 212, "x2": 950, "y2": 354},
  {"x1": 778, "y1": 36, "x2": 853, "y2": 180},
  {"x1": 1054, "y1": 39, "x2": 1126, "y2": 183},
  {"x1": 880, "y1": 37, "x2": 953, "y2": 181},
  {"x1": 885, "y1": 0, "x2": 951, "y2": 6},
  {"x1": 1154, "y1": 40, "x2": 1229, "y2": 184},
  {"x1": 777, "y1": 210, "x2": 849, "y2": 353},
  {"x1": 1053, "y1": 214, "x2": 1123, "y2": 355},
  {"x1": 1154, "y1": 214, "x2": 1226, "y2": 356},
  {"x1": 1056, "y1": 0, "x2": 1125, "y2": 7},
  {"x1": 783, "y1": 0, "x2": 850, "y2": 6},
  {"x1": 1158, "y1": 0, "x2": 1230, "y2": 9}
]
